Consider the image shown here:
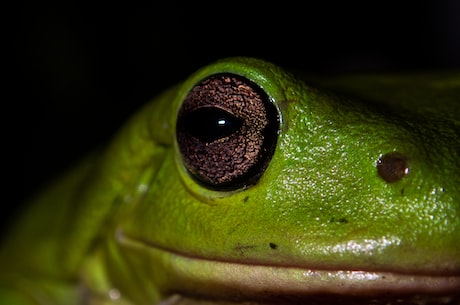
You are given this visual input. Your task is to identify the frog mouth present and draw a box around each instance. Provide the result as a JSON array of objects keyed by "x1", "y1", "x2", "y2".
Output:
[{"x1": 117, "y1": 232, "x2": 460, "y2": 304}]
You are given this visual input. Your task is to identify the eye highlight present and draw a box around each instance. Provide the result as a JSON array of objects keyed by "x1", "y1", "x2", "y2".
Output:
[{"x1": 176, "y1": 74, "x2": 279, "y2": 191}]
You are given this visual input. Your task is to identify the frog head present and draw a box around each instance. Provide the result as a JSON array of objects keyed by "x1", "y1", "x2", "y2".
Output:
[{"x1": 109, "y1": 57, "x2": 459, "y2": 304}]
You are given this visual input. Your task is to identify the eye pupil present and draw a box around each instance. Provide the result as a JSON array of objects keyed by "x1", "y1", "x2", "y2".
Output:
[{"x1": 181, "y1": 107, "x2": 243, "y2": 143}]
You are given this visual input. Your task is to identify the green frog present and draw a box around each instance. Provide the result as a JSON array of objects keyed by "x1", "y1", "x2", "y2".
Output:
[{"x1": 1, "y1": 57, "x2": 459, "y2": 304}]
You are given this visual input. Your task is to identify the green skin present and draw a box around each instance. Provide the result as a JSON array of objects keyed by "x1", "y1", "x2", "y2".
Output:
[{"x1": 1, "y1": 57, "x2": 459, "y2": 304}]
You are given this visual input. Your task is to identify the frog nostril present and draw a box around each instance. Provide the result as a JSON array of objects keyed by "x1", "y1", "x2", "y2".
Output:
[{"x1": 376, "y1": 152, "x2": 410, "y2": 183}]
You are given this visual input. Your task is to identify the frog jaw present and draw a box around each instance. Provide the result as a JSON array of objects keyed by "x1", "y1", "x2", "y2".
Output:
[{"x1": 116, "y1": 231, "x2": 460, "y2": 304}]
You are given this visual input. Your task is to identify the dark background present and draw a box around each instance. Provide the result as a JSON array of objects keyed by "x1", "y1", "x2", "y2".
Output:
[{"x1": 10, "y1": 2, "x2": 460, "y2": 232}]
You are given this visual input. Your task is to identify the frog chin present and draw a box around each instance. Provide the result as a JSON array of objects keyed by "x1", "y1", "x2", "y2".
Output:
[{"x1": 116, "y1": 230, "x2": 460, "y2": 303}]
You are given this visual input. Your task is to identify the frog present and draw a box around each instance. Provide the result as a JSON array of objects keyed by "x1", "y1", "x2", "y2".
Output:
[{"x1": 1, "y1": 57, "x2": 459, "y2": 305}]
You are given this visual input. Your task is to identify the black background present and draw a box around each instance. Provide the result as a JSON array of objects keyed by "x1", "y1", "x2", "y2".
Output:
[{"x1": 10, "y1": 2, "x2": 460, "y2": 232}]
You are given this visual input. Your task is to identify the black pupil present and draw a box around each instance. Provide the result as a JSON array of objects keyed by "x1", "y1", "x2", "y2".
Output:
[{"x1": 182, "y1": 107, "x2": 243, "y2": 143}]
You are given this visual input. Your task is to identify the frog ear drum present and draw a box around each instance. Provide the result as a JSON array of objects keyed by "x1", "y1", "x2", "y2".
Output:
[{"x1": 176, "y1": 73, "x2": 280, "y2": 191}]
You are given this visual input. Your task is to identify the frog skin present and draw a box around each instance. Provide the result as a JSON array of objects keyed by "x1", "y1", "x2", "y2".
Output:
[{"x1": 1, "y1": 57, "x2": 459, "y2": 304}]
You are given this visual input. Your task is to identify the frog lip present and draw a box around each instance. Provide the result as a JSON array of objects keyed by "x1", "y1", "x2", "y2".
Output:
[{"x1": 117, "y1": 231, "x2": 460, "y2": 299}]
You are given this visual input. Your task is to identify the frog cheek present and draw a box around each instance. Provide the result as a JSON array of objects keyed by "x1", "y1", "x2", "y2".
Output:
[{"x1": 176, "y1": 73, "x2": 280, "y2": 191}]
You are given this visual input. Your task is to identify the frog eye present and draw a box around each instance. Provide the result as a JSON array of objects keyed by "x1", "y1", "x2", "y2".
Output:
[{"x1": 176, "y1": 74, "x2": 279, "y2": 191}]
